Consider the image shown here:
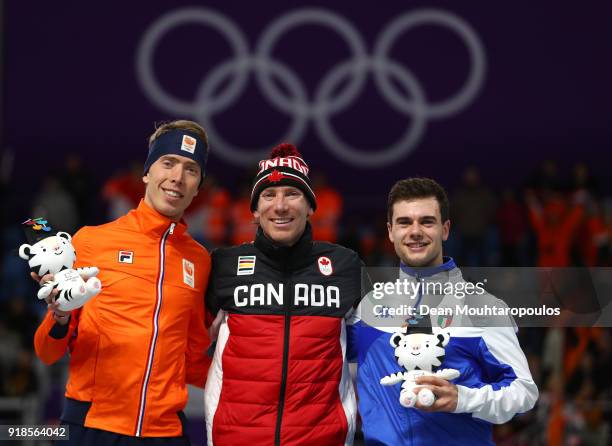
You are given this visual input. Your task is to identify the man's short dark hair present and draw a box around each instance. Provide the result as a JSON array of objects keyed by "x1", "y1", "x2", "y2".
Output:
[{"x1": 387, "y1": 178, "x2": 450, "y2": 223}]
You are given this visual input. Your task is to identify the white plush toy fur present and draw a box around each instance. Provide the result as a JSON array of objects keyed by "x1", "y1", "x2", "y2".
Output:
[
  {"x1": 380, "y1": 329, "x2": 460, "y2": 408},
  {"x1": 19, "y1": 231, "x2": 101, "y2": 311}
]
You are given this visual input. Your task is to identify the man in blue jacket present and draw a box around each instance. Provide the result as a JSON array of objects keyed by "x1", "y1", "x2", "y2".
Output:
[{"x1": 355, "y1": 177, "x2": 538, "y2": 445}]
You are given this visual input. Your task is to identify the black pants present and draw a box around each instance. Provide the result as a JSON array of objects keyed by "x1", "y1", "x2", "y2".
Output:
[
  {"x1": 58, "y1": 423, "x2": 191, "y2": 446},
  {"x1": 59, "y1": 398, "x2": 191, "y2": 446}
]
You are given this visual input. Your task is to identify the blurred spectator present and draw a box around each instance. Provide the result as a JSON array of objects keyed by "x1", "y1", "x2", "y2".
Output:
[
  {"x1": 102, "y1": 161, "x2": 145, "y2": 221},
  {"x1": 184, "y1": 176, "x2": 231, "y2": 247},
  {"x1": 2, "y1": 349, "x2": 38, "y2": 397},
  {"x1": 4, "y1": 297, "x2": 39, "y2": 349},
  {"x1": 183, "y1": 192, "x2": 207, "y2": 243},
  {"x1": 527, "y1": 159, "x2": 564, "y2": 193},
  {"x1": 572, "y1": 199, "x2": 608, "y2": 266},
  {"x1": 31, "y1": 174, "x2": 78, "y2": 233},
  {"x1": 0, "y1": 226, "x2": 35, "y2": 305},
  {"x1": 0, "y1": 320, "x2": 21, "y2": 396},
  {"x1": 310, "y1": 173, "x2": 343, "y2": 243},
  {"x1": 59, "y1": 153, "x2": 95, "y2": 226},
  {"x1": 562, "y1": 329, "x2": 611, "y2": 444},
  {"x1": 451, "y1": 167, "x2": 497, "y2": 266},
  {"x1": 230, "y1": 185, "x2": 256, "y2": 245},
  {"x1": 203, "y1": 176, "x2": 231, "y2": 246},
  {"x1": 570, "y1": 162, "x2": 600, "y2": 197},
  {"x1": 496, "y1": 188, "x2": 529, "y2": 266},
  {"x1": 602, "y1": 199, "x2": 612, "y2": 265},
  {"x1": 359, "y1": 216, "x2": 397, "y2": 267},
  {"x1": 542, "y1": 328, "x2": 565, "y2": 381},
  {"x1": 543, "y1": 372, "x2": 566, "y2": 446},
  {"x1": 526, "y1": 191, "x2": 584, "y2": 267},
  {"x1": 338, "y1": 215, "x2": 362, "y2": 255}
]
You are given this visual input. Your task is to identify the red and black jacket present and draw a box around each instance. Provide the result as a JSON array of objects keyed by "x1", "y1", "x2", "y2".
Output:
[{"x1": 204, "y1": 224, "x2": 362, "y2": 445}]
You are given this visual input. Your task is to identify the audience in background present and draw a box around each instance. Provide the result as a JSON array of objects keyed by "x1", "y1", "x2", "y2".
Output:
[
  {"x1": 310, "y1": 173, "x2": 343, "y2": 243},
  {"x1": 497, "y1": 188, "x2": 529, "y2": 266},
  {"x1": 32, "y1": 174, "x2": 78, "y2": 234},
  {"x1": 229, "y1": 185, "x2": 257, "y2": 245},
  {"x1": 526, "y1": 190, "x2": 585, "y2": 267},
  {"x1": 451, "y1": 166, "x2": 497, "y2": 266},
  {"x1": 59, "y1": 154, "x2": 95, "y2": 227},
  {"x1": 102, "y1": 161, "x2": 145, "y2": 220}
]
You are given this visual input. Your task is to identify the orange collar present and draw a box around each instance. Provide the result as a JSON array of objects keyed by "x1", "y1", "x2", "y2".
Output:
[{"x1": 127, "y1": 199, "x2": 189, "y2": 238}]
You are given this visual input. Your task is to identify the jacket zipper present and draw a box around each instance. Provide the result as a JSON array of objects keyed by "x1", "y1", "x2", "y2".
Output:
[
  {"x1": 274, "y1": 268, "x2": 291, "y2": 446},
  {"x1": 135, "y1": 222, "x2": 175, "y2": 436}
]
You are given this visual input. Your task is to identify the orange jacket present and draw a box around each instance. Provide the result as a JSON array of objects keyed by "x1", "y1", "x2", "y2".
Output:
[{"x1": 34, "y1": 200, "x2": 211, "y2": 437}]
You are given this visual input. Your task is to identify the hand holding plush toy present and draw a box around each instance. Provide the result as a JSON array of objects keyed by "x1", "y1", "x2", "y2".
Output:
[
  {"x1": 380, "y1": 327, "x2": 460, "y2": 408},
  {"x1": 19, "y1": 218, "x2": 101, "y2": 311}
]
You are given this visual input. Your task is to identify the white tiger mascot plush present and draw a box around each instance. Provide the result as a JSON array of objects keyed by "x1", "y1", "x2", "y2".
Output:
[
  {"x1": 380, "y1": 326, "x2": 460, "y2": 408},
  {"x1": 19, "y1": 218, "x2": 101, "y2": 311}
]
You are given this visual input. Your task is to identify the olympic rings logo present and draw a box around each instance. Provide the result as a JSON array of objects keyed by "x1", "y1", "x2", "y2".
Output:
[{"x1": 136, "y1": 8, "x2": 486, "y2": 167}]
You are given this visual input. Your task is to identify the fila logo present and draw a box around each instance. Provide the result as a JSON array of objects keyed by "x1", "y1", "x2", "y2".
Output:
[
  {"x1": 317, "y1": 256, "x2": 333, "y2": 276},
  {"x1": 118, "y1": 251, "x2": 134, "y2": 264},
  {"x1": 181, "y1": 135, "x2": 196, "y2": 154},
  {"x1": 183, "y1": 259, "x2": 195, "y2": 288},
  {"x1": 237, "y1": 255, "x2": 256, "y2": 275}
]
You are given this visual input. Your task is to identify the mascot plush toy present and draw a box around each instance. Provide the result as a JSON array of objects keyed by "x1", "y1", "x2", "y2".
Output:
[
  {"x1": 18, "y1": 218, "x2": 101, "y2": 311},
  {"x1": 380, "y1": 326, "x2": 460, "y2": 408}
]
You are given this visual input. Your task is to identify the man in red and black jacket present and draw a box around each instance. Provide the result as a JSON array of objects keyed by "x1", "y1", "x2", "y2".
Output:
[{"x1": 205, "y1": 143, "x2": 364, "y2": 445}]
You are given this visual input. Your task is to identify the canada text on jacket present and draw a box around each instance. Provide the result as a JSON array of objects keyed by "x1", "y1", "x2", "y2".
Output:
[{"x1": 234, "y1": 283, "x2": 340, "y2": 308}]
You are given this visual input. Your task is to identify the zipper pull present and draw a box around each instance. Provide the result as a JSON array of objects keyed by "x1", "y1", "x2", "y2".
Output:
[{"x1": 169, "y1": 222, "x2": 176, "y2": 234}]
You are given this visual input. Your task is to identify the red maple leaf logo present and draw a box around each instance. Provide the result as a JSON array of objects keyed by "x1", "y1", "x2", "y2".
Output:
[
  {"x1": 320, "y1": 258, "x2": 330, "y2": 265},
  {"x1": 268, "y1": 170, "x2": 285, "y2": 183}
]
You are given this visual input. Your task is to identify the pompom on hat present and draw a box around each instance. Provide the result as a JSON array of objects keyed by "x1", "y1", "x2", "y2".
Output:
[{"x1": 250, "y1": 143, "x2": 317, "y2": 211}]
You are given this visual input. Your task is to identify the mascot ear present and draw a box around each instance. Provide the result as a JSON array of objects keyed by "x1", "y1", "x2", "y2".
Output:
[
  {"x1": 390, "y1": 333, "x2": 404, "y2": 347},
  {"x1": 19, "y1": 244, "x2": 32, "y2": 260},
  {"x1": 437, "y1": 331, "x2": 451, "y2": 347},
  {"x1": 57, "y1": 232, "x2": 72, "y2": 242}
]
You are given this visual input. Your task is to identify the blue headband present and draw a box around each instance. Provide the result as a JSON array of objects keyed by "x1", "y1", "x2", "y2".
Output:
[{"x1": 144, "y1": 129, "x2": 209, "y2": 184}]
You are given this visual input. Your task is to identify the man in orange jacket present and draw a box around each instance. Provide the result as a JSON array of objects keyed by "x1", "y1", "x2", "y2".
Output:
[{"x1": 33, "y1": 120, "x2": 212, "y2": 445}]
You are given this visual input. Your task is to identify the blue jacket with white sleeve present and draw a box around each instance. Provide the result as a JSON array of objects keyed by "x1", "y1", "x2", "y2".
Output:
[{"x1": 350, "y1": 258, "x2": 538, "y2": 445}]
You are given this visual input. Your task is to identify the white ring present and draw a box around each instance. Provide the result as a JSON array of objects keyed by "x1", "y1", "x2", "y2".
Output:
[
  {"x1": 255, "y1": 8, "x2": 369, "y2": 117},
  {"x1": 195, "y1": 57, "x2": 310, "y2": 166},
  {"x1": 373, "y1": 9, "x2": 486, "y2": 118},
  {"x1": 315, "y1": 59, "x2": 427, "y2": 167},
  {"x1": 136, "y1": 7, "x2": 250, "y2": 116}
]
